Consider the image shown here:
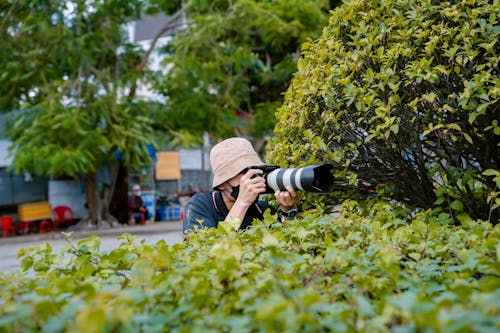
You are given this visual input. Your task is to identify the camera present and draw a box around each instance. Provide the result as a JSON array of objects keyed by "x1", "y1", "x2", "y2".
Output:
[{"x1": 245, "y1": 164, "x2": 334, "y2": 194}]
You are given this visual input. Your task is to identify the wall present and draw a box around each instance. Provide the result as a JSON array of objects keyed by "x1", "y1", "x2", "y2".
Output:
[
  {"x1": 48, "y1": 180, "x2": 88, "y2": 219},
  {"x1": 0, "y1": 168, "x2": 48, "y2": 207}
]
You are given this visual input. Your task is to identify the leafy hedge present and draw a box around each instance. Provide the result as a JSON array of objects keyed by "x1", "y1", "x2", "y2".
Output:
[
  {"x1": 1, "y1": 201, "x2": 498, "y2": 332},
  {"x1": 267, "y1": 0, "x2": 499, "y2": 222}
]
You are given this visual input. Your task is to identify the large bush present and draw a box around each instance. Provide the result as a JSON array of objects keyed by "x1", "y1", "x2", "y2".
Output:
[
  {"x1": 267, "y1": 0, "x2": 499, "y2": 222},
  {"x1": 0, "y1": 204, "x2": 498, "y2": 332}
]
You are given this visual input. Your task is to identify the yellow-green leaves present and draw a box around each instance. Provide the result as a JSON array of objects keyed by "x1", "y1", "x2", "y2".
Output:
[
  {"x1": 268, "y1": 0, "x2": 499, "y2": 222},
  {"x1": 209, "y1": 238, "x2": 243, "y2": 262},
  {"x1": 2, "y1": 201, "x2": 499, "y2": 331}
]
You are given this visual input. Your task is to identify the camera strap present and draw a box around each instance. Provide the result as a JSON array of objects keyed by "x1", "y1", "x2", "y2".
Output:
[{"x1": 212, "y1": 192, "x2": 224, "y2": 215}]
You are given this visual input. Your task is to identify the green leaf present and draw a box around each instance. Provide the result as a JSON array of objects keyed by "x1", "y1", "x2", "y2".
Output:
[
  {"x1": 76, "y1": 308, "x2": 107, "y2": 333},
  {"x1": 355, "y1": 294, "x2": 376, "y2": 317},
  {"x1": 463, "y1": 133, "x2": 473, "y2": 144},
  {"x1": 20, "y1": 256, "x2": 34, "y2": 271},
  {"x1": 456, "y1": 213, "x2": 474, "y2": 228},
  {"x1": 33, "y1": 261, "x2": 50, "y2": 272},
  {"x1": 390, "y1": 124, "x2": 399, "y2": 134},
  {"x1": 262, "y1": 232, "x2": 280, "y2": 248},
  {"x1": 450, "y1": 200, "x2": 463, "y2": 211},
  {"x1": 483, "y1": 169, "x2": 499, "y2": 177}
]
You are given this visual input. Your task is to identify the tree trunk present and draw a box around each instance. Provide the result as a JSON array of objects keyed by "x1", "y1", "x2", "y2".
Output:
[
  {"x1": 101, "y1": 184, "x2": 111, "y2": 222},
  {"x1": 100, "y1": 162, "x2": 119, "y2": 222},
  {"x1": 84, "y1": 172, "x2": 101, "y2": 228},
  {"x1": 110, "y1": 162, "x2": 130, "y2": 224},
  {"x1": 83, "y1": 163, "x2": 126, "y2": 227}
]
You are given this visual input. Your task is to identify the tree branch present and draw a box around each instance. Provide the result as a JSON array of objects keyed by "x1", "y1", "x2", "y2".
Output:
[
  {"x1": 0, "y1": 0, "x2": 19, "y2": 33},
  {"x1": 127, "y1": 6, "x2": 187, "y2": 100}
]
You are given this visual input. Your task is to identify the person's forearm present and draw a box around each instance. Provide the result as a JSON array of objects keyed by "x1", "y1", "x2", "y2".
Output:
[{"x1": 225, "y1": 201, "x2": 251, "y2": 230}]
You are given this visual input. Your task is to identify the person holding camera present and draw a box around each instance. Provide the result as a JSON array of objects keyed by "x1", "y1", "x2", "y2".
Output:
[{"x1": 183, "y1": 137, "x2": 299, "y2": 233}]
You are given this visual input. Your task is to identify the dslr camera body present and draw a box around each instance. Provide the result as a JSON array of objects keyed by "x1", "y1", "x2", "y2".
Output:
[{"x1": 244, "y1": 164, "x2": 334, "y2": 194}]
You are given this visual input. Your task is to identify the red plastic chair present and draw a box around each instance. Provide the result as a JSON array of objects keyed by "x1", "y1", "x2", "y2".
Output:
[
  {"x1": 39, "y1": 220, "x2": 53, "y2": 233},
  {"x1": 129, "y1": 211, "x2": 146, "y2": 225},
  {"x1": 1, "y1": 215, "x2": 15, "y2": 237},
  {"x1": 52, "y1": 206, "x2": 75, "y2": 231}
]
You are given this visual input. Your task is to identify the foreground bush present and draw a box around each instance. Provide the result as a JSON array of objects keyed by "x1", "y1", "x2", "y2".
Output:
[
  {"x1": 267, "y1": 0, "x2": 499, "y2": 222},
  {"x1": 1, "y1": 201, "x2": 498, "y2": 332}
]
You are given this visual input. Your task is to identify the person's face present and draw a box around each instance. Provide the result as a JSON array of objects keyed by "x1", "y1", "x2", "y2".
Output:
[
  {"x1": 219, "y1": 173, "x2": 244, "y2": 200},
  {"x1": 227, "y1": 173, "x2": 243, "y2": 187},
  {"x1": 133, "y1": 189, "x2": 141, "y2": 196}
]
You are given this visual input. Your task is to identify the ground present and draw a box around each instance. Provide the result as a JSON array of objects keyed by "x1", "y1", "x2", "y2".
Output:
[{"x1": 0, "y1": 221, "x2": 183, "y2": 273}]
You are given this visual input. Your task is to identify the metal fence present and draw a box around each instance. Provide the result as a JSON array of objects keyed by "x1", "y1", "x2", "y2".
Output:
[{"x1": 155, "y1": 169, "x2": 212, "y2": 198}]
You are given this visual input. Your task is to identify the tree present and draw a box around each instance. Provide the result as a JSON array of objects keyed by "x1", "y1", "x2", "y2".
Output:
[
  {"x1": 267, "y1": 0, "x2": 499, "y2": 222},
  {"x1": 0, "y1": 0, "x2": 180, "y2": 227},
  {"x1": 153, "y1": 0, "x2": 338, "y2": 146}
]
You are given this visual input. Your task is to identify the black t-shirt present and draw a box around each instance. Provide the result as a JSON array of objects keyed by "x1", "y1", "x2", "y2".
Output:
[
  {"x1": 182, "y1": 191, "x2": 273, "y2": 233},
  {"x1": 128, "y1": 195, "x2": 144, "y2": 212}
]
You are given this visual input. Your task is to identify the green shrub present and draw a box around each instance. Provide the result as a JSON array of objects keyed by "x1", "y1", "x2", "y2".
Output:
[
  {"x1": 0, "y1": 203, "x2": 498, "y2": 332},
  {"x1": 266, "y1": 0, "x2": 499, "y2": 223}
]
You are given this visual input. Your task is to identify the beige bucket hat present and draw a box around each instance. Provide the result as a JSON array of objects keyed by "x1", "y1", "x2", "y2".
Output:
[{"x1": 210, "y1": 137, "x2": 265, "y2": 189}]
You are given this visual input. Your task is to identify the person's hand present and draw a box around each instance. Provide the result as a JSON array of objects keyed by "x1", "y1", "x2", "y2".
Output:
[
  {"x1": 274, "y1": 186, "x2": 299, "y2": 212},
  {"x1": 236, "y1": 169, "x2": 267, "y2": 206},
  {"x1": 225, "y1": 169, "x2": 266, "y2": 230}
]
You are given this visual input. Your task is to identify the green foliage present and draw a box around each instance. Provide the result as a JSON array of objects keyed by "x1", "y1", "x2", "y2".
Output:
[
  {"x1": 267, "y1": 0, "x2": 499, "y2": 223},
  {"x1": 154, "y1": 0, "x2": 335, "y2": 142},
  {"x1": 8, "y1": 101, "x2": 154, "y2": 177},
  {"x1": 0, "y1": 1, "x2": 159, "y2": 176},
  {"x1": 1, "y1": 202, "x2": 498, "y2": 332}
]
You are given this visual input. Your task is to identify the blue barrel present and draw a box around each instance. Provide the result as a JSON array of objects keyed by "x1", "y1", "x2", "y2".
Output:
[
  {"x1": 156, "y1": 206, "x2": 168, "y2": 222},
  {"x1": 166, "y1": 206, "x2": 182, "y2": 221}
]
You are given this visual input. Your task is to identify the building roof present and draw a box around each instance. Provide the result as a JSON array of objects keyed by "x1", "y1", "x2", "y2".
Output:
[{"x1": 134, "y1": 13, "x2": 179, "y2": 42}]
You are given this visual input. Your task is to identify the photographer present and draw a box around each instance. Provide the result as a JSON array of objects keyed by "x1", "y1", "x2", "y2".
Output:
[{"x1": 183, "y1": 137, "x2": 299, "y2": 233}]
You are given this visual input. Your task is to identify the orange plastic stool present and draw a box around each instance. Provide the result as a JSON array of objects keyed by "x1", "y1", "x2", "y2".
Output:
[
  {"x1": 1, "y1": 215, "x2": 15, "y2": 237},
  {"x1": 39, "y1": 220, "x2": 52, "y2": 233}
]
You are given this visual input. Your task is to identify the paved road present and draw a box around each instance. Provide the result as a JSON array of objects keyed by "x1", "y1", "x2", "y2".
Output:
[{"x1": 0, "y1": 222, "x2": 184, "y2": 273}]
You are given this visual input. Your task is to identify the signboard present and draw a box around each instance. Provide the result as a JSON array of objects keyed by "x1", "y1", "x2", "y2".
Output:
[{"x1": 155, "y1": 152, "x2": 181, "y2": 180}]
